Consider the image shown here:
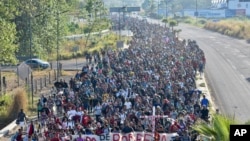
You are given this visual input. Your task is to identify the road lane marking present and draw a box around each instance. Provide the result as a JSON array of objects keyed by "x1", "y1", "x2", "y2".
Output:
[
  {"x1": 240, "y1": 74, "x2": 245, "y2": 80},
  {"x1": 226, "y1": 59, "x2": 237, "y2": 70}
]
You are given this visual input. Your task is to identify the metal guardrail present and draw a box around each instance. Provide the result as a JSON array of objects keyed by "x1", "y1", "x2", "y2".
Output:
[{"x1": 64, "y1": 29, "x2": 110, "y2": 40}]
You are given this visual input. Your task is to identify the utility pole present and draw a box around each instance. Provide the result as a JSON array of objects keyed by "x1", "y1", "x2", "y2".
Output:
[
  {"x1": 119, "y1": 9, "x2": 121, "y2": 40},
  {"x1": 196, "y1": 0, "x2": 198, "y2": 24},
  {"x1": 29, "y1": 16, "x2": 34, "y2": 107},
  {"x1": 56, "y1": 11, "x2": 59, "y2": 82},
  {"x1": 158, "y1": 0, "x2": 159, "y2": 19},
  {"x1": 165, "y1": 0, "x2": 168, "y2": 18}
]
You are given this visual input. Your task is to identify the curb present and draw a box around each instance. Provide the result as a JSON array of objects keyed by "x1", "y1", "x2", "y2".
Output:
[
  {"x1": 0, "y1": 120, "x2": 16, "y2": 137},
  {"x1": 196, "y1": 73, "x2": 216, "y2": 112}
]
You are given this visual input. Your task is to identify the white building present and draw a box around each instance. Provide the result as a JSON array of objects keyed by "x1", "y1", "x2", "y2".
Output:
[{"x1": 227, "y1": 0, "x2": 250, "y2": 16}]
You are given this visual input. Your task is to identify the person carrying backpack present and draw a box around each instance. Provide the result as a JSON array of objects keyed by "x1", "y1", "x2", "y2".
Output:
[{"x1": 17, "y1": 109, "x2": 26, "y2": 129}]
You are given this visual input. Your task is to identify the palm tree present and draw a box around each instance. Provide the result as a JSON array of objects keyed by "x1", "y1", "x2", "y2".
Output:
[
  {"x1": 169, "y1": 20, "x2": 177, "y2": 32},
  {"x1": 192, "y1": 114, "x2": 237, "y2": 141},
  {"x1": 173, "y1": 29, "x2": 182, "y2": 40},
  {"x1": 162, "y1": 18, "x2": 168, "y2": 28}
]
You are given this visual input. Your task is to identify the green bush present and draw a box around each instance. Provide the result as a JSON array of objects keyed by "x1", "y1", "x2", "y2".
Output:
[
  {"x1": 83, "y1": 27, "x2": 91, "y2": 33},
  {"x1": 198, "y1": 19, "x2": 206, "y2": 24},
  {"x1": 0, "y1": 94, "x2": 13, "y2": 116}
]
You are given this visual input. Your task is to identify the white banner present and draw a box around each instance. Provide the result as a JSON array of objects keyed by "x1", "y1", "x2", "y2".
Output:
[{"x1": 71, "y1": 132, "x2": 178, "y2": 141}]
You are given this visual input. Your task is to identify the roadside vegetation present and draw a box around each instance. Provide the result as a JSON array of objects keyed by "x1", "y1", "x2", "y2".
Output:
[
  {"x1": 175, "y1": 16, "x2": 250, "y2": 42},
  {"x1": 204, "y1": 18, "x2": 250, "y2": 41},
  {"x1": 0, "y1": 88, "x2": 27, "y2": 128},
  {"x1": 0, "y1": 0, "x2": 117, "y2": 65}
]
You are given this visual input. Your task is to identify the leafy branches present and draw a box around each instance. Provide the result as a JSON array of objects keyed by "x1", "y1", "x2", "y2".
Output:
[{"x1": 0, "y1": 18, "x2": 18, "y2": 64}]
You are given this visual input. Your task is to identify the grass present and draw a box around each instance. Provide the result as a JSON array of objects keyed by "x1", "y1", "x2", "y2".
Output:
[
  {"x1": 199, "y1": 83, "x2": 206, "y2": 87},
  {"x1": 176, "y1": 16, "x2": 207, "y2": 27},
  {"x1": 60, "y1": 32, "x2": 125, "y2": 60},
  {"x1": 204, "y1": 18, "x2": 250, "y2": 40},
  {"x1": 177, "y1": 16, "x2": 250, "y2": 42}
]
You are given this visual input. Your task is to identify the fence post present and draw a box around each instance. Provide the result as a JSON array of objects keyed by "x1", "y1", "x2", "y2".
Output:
[
  {"x1": 17, "y1": 67, "x2": 20, "y2": 87},
  {"x1": 40, "y1": 78, "x2": 42, "y2": 90},
  {"x1": 50, "y1": 62, "x2": 52, "y2": 70},
  {"x1": 54, "y1": 69, "x2": 56, "y2": 81},
  {"x1": 3, "y1": 76, "x2": 6, "y2": 89},
  {"x1": 35, "y1": 80, "x2": 37, "y2": 94},
  {"x1": 59, "y1": 63, "x2": 62, "y2": 76},
  {"x1": 25, "y1": 78, "x2": 28, "y2": 85},
  {"x1": 49, "y1": 72, "x2": 51, "y2": 84},
  {"x1": 3, "y1": 77, "x2": 6, "y2": 94},
  {"x1": 44, "y1": 75, "x2": 47, "y2": 87},
  {"x1": 31, "y1": 73, "x2": 34, "y2": 107}
]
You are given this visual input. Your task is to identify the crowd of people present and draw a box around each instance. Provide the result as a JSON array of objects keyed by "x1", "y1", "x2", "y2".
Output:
[{"x1": 14, "y1": 16, "x2": 208, "y2": 141}]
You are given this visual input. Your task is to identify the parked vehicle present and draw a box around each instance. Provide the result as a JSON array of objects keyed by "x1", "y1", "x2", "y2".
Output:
[{"x1": 25, "y1": 58, "x2": 50, "y2": 69}]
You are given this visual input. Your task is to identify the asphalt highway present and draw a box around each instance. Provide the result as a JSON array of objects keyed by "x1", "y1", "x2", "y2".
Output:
[{"x1": 178, "y1": 23, "x2": 250, "y2": 123}]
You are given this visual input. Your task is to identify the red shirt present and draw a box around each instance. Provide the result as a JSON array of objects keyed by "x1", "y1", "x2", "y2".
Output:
[
  {"x1": 95, "y1": 127, "x2": 104, "y2": 135},
  {"x1": 82, "y1": 115, "x2": 91, "y2": 127},
  {"x1": 16, "y1": 134, "x2": 23, "y2": 141},
  {"x1": 50, "y1": 137, "x2": 60, "y2": 141}
]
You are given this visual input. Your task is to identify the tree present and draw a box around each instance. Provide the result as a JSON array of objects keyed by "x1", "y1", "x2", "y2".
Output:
[
  {"x1": 14, "y1": 0, "x2": 71, "y2": 60},
  {"x1": 0, "y1": 0, "x2": 19, "y2": 64},
  {"x1": 162, "y1": 18, "x2": 168, "y2": 28},
  {"x1": 0, "y1": 18, "x2": 18, "y2": 64},
  {"x1": 169, "y1": 20, "x2": 177, "y2": 31},
  {"x1": 192, "y1": 114, "x2": 237, "y2": 141},
  {"x1": 84, "y1": 0, "x2": 109, "y2": 48}
]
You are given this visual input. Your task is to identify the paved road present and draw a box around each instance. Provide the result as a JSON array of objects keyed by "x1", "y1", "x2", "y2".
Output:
[
  {"x1": 142, "y1": 16, "x2": 250, "y2": 123},
  {"x1": 177, "y1": 24, "x2": 250, "y2": 123},
  {"x1": 0, "y1": 58, "x2": 86, "y2": 72}
]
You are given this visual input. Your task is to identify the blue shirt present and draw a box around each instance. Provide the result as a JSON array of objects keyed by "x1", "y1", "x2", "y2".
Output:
[{"x1": 201, "y1": 98, "x2": 209, "y2": 107}]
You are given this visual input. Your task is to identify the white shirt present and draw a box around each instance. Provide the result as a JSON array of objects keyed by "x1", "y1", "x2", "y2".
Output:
[
  {"x1": 76, "y1": 111, "x2": 83, "y2": 116},
  {"x1": 124, "y1": 101, "x2": 132, "y2": 109},
  {"x1": 67, "y1": 110, "x2": 76, "y2": 120},
  {"x1": 94, "y1": 106, "x2": 102, "y2": 115},
  {"x1": 120, "y1": 113, "x2": 126, "y2": 124}
]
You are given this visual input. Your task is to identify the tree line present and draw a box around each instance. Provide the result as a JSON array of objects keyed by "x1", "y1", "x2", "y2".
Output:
[{"x1": 0, "y1": 0, "x2": 108, "y2": 65}]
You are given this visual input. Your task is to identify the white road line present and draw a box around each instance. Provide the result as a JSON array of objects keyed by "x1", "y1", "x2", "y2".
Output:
[
  {"x1": 226, "y1": 59, "x2": 237, "y2": 70},
  {"x1": 240, "y1": 74, "x2": 245, "y2": 79},
  {"x1": 238, "y1": 54, "x2": 247, "y2": 58}
]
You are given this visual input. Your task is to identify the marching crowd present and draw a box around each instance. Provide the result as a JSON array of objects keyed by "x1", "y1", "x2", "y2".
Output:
[{"x1": 14, "y1": 16, "x2": 208, "y2": 141}]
